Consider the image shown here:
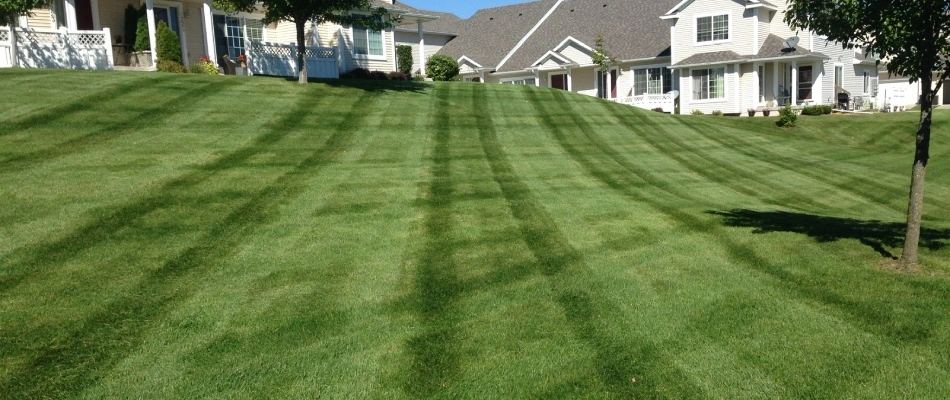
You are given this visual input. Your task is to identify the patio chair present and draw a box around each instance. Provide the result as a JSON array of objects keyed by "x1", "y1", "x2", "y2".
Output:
[{"x1": 221, "y1": 55, "x2": 236, "y2": 75}]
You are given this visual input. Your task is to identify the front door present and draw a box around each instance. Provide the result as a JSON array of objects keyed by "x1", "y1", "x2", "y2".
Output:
[
  {"x1": 551, "y1": 74, "x2": 566, "y2": 90},
  {"x1": 944, "y1": 81, "x2": 950, "y2": 105},
  {"x1": 74, "y1": 0, "x2": 94, "y2": 30}
]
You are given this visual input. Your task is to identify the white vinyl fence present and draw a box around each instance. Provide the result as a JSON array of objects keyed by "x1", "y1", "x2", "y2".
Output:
[
  {"x1": 0, "y1": 27, "x2": 113, "y2": 70},
  {"x1": 246, "y1": 41, "x2": 339, "y2": 79},
  {"x1": 614, "y1": 92, "x2": 677, "y2": 113}
]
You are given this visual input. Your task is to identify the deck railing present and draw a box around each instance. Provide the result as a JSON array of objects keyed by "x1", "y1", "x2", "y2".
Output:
[{"x1": 0, "y1": 27, "x2": 113, "y2": 70}]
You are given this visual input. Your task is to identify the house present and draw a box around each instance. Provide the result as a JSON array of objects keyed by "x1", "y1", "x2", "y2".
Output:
[
  {"x1": 877, "y1": 65, "x2": 950, "y2": 111},
  {"x1": 438, "y1": 0, "x2": 681, "y2": 112},
  {"x1": 0, "y1": 0, "x2": 448, "y2": 78},
  {"x1": 662, "y1": 0, "x2": 881, "y2": 114}
]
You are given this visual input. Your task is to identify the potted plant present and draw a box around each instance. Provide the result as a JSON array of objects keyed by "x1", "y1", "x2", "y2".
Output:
[
  {"x1": 762, "y1": 101, "x2": 773, "y2": 117},
  {"x1": 235, "y1": 54, "x2": 247, "y2": 76},
  {"x1": 747, "y1": 108, "x2": 756, "y2": 117}
]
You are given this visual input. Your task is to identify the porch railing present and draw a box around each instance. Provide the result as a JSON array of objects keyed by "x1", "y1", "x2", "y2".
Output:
[
  {"x1": 0, "y1": 27, "x2": 113, "y2": 70},
  {"x1": 613, "y1": 93, "x2": 675, "y2": 113},
  {"x1": 246, "y1": 41, "x2": 339, "y2": 79}
]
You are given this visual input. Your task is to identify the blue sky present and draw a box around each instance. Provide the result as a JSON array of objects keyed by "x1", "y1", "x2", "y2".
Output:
[{"x1": 401, "y1": 0, "x2": 529, "y2": 18}]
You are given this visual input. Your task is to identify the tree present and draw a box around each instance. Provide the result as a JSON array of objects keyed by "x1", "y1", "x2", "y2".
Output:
[
  {"x1": 213, "y1": 0, "x2": 392, "y2": 84},
  {"x1": 591, "y1": 33, "x2": 615, "y2": 73},
  {"x1": 1, "y1": 0, "x2": 50, "y2": 68},
  {"x1": 785, "y1": 0, "x2": 950, "y2": 270}
]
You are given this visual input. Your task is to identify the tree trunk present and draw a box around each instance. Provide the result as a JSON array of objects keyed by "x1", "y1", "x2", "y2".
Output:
[
  {"x1": 295, "y1": 19, "x2": 307, "y2": 84},
  {"x1": 8, "y1": 17, "x2": 20, "y2": 68},
  {"x1": 900, "y1": 75, "x2": 934, "y2": 271}
]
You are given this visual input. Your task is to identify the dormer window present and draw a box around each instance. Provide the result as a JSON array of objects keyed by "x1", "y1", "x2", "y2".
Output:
[{"x1": 696, "y1": 14, "x2": 729, "y2": 43}]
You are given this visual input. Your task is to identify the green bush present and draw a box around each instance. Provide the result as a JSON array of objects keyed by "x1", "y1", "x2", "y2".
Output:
[
  {"x1": 426, "y1": 54, "x2": 459, "y2": 82},
  {"x1": 396, "y1": 45, "x2": 413, "y2": 75},
  {"x1": 801, "y1": 105, "x2": 823, "y2": 116},
  {"x1": 188, "y1": 57, "x2": 219, "y2": 75},
  {"x1": 821, "y1": 105, "x2": 833, "y2": 114},
  {"x1": 133, "y1": 15, "x2": 150, "y2": 52},
  {"x1": 712, "y1": 110, "x2": 724, "y2": 116},
  {"x1": 157, "y1": 59, "x2": 184, "y2": 73},
  {"x1": 691, "y1": 109, "x2": 704, "y2": 115},
  {"x1": 777, "y1": 103, "x2": 798, "y2": 127},
  {"x1": 156, "y1": 21, "x2": 182, "y2": 64},
  {"x1": 123, "y1": 5, "x2": 138, "y2": 46},
  {"x1": 651, "y1": 107, "x2": 665, "y2": 113}
]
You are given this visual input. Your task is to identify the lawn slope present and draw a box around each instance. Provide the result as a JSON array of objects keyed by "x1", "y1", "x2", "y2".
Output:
[{"x1": 1, "y1": 69, "x2": 949, "y2": 399}]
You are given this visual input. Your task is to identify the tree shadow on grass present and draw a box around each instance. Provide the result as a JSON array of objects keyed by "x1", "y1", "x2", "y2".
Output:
[
  {"x1": 707, "y1": 209, "x2": 950, "y2": 259},
  {"x1": 256, "y1": 74, "x2": 430, "y2": 93}
]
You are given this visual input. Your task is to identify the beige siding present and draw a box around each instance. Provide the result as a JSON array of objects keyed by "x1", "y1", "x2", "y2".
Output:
[
  {"x1": 26, "y1": 8, "x2": 53, "y2": 29},
  {"x1": 560, "y1": 44, "x2": 592, "y2": 65},
  {"x1": 339, "y1": 26, "x2": 395, "y2": 72},
  {"x1": 179, "y1": 0, "x2": 207, "y2": 64},
  {"x1": 671, "y1": 1, "x2": 755, "y2": 64},
  {"x1": 394, "y1": 31, "x2": 453, "y2": 74},
  {"x1": 97, "y1": 1, "x2": 129, "y2": 45},
  {"x1": 573, "y1": 68, "x2": 597, "y2": 97},
  {"x1": 740, "y1": 63, "x2": 756, "y2": 110}
]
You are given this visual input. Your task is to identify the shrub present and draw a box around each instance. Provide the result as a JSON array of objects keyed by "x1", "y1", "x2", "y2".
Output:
[
  {"x1": 156, "y1": 21, "x2": 182, "y2": 64},
  {"x1": 821, "y1": 105, "x2": 833, "y2": 114},
  {"x1": 712, "y1": 110, "x2": 724, "y2": 116},
  {"x1": 690, "y1": 109, "x2": 704, "y2": 115},
  {"x1": 651, "y1": 107, "x2": 665, "y2": 113},
  {"x1": 123, "y1": 5, "x2": 139, "y2": 46},
  {"x1": 396, "y1": 45, "x2": 413, "y2": 75},
  {"x1": 189, "y1": 57, "x2": 218, "y2": 74},
  {"x1": 387, "y1": 71, "x2": 410, "y2": 81},
  {"x1": 342, "y1": 68, "x2": 371, "y2": 79},
  {"x1": 370, "y1": 70, "x2": 388, "y2": 80},
  {"x1": 133, "y1": 15, "x2": 150, "y2": 52},
  {"x1": 426, "y1": 54, "x2": 459, "y2": 81},
  {"x1": 776, "y1": 103, "x2": 798, "y2": 127},
  {"x1": 801, "y1": 105, "x2": 823, "y2": 116},
  {"x1": 157, "y1": 59, "x2": 184, "y2": 73}
]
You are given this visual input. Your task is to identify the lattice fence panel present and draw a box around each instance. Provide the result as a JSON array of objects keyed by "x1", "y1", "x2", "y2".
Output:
[
  {"x1": 0, "y1": 29, "x2": 9, "y2": 42},
  {"x1": 306, "y1": 47, "x2": 335, "y2": 59},
  {"x1": 68, "y1": 33, "x2": 107, "y2": 47},
  {"x1": 250, "y1": 43, "x2": 294, "y2": 58},
  {"x1": 22, "y1": 31, "x2": 61, "y2": 45}
]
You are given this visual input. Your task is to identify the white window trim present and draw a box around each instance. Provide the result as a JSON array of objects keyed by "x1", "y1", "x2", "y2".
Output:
[
  {"x1": 210, "y1": 11, "x2": 269, "y2": 42},
  {"x1": 349, "y1": 16, "x2": 386, "y2": 61},
  {"x1": 631, "y1": 65, "x2": 673, "y2": 95},
  {"x1": 500, "y1": 76, "x2": 536, "y2": 85},
  {"x1": 689, "y1": 66, "x2": 728, "y2": 102},
  {"x1": 150, "y1": 1, "x2": 189, "y2": 66},
  {"x1": 693, "y1": 12, "x2": 732, "y2": 47}
]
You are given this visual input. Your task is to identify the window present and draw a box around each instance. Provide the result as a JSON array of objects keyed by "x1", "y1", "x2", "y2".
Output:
[
  {"x1": 221, "y1": 16, "x2": 263, "y2": 60},
  {"x1": 834, "y1": 65, "x2": 844, "y2": 89},
  {"x1": 692, "y1": 67, "x2": 725, "y2": 100},
  {"x1": 502, "y1": 78, "x2": 536, "y2": 85},
  {"x1": 798, "y1": 65, "x2": 813, "y2": 101},
  {"x1": 633, "y1": 67, "x2": 672, "y2": 95},
  {"x1": 353, "y1": 20, "x2": 383, "y2": 57},
  {"x1": 696, "y1": 14, "x2": 729, "y2": 43}
]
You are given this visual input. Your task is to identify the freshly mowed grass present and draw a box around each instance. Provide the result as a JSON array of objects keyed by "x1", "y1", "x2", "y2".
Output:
[{"x1": 1, "y1": 69, "x2": 949, "y2": 399}]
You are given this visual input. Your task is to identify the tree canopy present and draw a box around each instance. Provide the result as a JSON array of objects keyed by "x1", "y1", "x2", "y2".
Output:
[
  {"x1": 212, "y1": 0, "x2": 393, "y2": 83},
  {"x1": 785, "y1": 0, "x2": 950, "y2": 270},
  {"x1": 0, "y1": 0, "x2": 48, "y2": 25}
]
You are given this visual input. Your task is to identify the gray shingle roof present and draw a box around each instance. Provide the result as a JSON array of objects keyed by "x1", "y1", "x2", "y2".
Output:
[
  {"x1": 438, "y1": 1, "x2": 558, "y2": 69},
  {"x1": 388, "y1": 1, "x2": 463, "y2": 35},
  {"x1": 673, "y1": 34, "x2": 829, "y2": 67},
  {"x1": 495, "y1": 0, "x2": 680, "y2": 73}
]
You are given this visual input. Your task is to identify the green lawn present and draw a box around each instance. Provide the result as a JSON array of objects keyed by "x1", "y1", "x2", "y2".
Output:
[{"x1": 1, "y1": 69, "x2": 949, "y2": 399}]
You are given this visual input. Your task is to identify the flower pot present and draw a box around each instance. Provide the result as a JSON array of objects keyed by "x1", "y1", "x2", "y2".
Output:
[
  {"x1": 762, "y1": 110, "x2": 771, "y2": 117},
  {"x1": 747, "y1": 110, "x2": 756, "y2": 117},
  {"x1": 235, "y1": 66, "x2": 247, "y2": 76}
]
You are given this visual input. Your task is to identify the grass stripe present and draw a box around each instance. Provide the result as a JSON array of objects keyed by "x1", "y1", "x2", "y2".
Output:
[
  {"x1": 0, "y1": 79, "x2": 241, "y2": 171},
  {"x1": 477, "y1": 84, "x2": 704, "y2": 397},
  {"x1": 403, "y1": 84, "x2": 465, "y2": 396},
  {"x1": 0, "y1": 74, "x2": 173, "y2": 138},
  {"x1": 0, "y1": 90, "x2": 378, "y2": 397}
]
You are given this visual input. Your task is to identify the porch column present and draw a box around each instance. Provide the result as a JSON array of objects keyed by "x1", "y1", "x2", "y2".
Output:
[
  {"x1": 606, "y1": 69, "x2": 613, "y2": 99},
  {"x1": 146, "y1": 0, "x2": 157, "y2": 68},
  {"x1": 773, "y1": 61, "x2": 780, "y2": 105},
  {"x1": 479, "y1": 70, "x2": 486, "y2": 83},
  {"x1": 814, "y1": 62, "x2": 824, "y2": 104},
  {"x1": 417, "y1": 21, "x2": 425, "y2": 75},
  {"x1": 733, "y1": 63, "x2": 741, "y2": 112},
  {"x1": 566, "y1": 67, "x2": 573, "y2": 92},
  {"x1": 64, "y1": 0, "x2": 78, "y2": 30},
  {"x1": 791, "y1": 61, "x2": 798, "y2": 105},
  {"x1": 752, "y1": 63, "x2": 760, "y2": 106},
  {"x1": 534, "y1": 70, "x2": 541, "y2": 87},
  {"x1": 202, "y1": 0, "x2": 217, "y2": 66}
]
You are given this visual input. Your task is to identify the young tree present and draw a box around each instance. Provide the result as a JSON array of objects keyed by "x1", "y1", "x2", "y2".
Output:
[
  {"x1": 785, "y1": 0, "x2": 950, "y2": 270},
  {"x1": 1, "y1": 0, "x2": 50, "y2": 68},
  {"x1": 213, "y1": 0, "x2": 391, "y2": 84}
]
